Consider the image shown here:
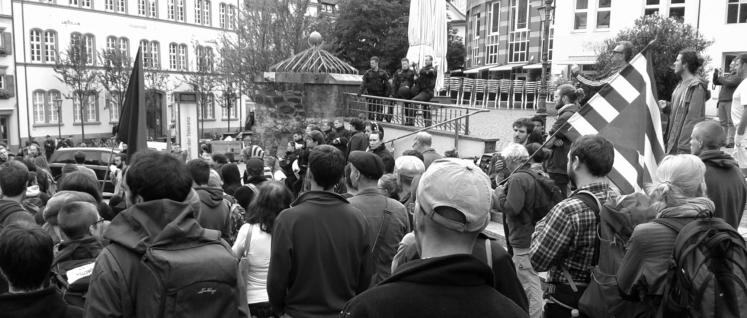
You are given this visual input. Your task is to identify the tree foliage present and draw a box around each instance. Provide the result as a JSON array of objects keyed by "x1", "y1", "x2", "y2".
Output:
[
  {"x1": 330, "y1": 0, "x2": 409, "y2": 74},
  {"x1": 53, "y1": 41, "x2": 100, "y2": 141},
  {"x1": 446, "y1": 25, "x2": 465, "y2": 71},
  {"x1": 595, "y1": 14, "x2": 713, "y2": 100},
  {"x1": 99, "y1": 49, "x2": 131, "y2": 114}
]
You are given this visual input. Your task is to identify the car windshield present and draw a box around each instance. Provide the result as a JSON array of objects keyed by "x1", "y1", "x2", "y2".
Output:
[{"x1": 50, "y1": 150, "x2": 115, "y2": 166}]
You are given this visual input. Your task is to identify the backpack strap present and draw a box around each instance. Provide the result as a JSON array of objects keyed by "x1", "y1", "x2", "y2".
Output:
[
  {"x1": 652, "y1": 218, "x2": 686, "y2": 235},
  {"x1": 561, "y1": 190, "x2": 603, "y2": 292},
  {"x1": 484, "y1": 238, "x2": 493, "y2": 270},
  {"x1": 371, "y1": 199, "x2": 392, "y2": 253},
  {"x1": 243, "y1": 223, "x2": 254, "y2": 258}
]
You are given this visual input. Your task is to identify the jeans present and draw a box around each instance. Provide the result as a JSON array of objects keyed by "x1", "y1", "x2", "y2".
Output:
[
  {"x1": 718, "y1": 100, "x2": 736, "y2": 144},
  {"x1": 514, "y1": 248, "x2": 544, "y2": 318}
]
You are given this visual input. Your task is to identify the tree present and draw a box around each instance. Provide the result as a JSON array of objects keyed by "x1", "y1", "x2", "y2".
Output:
[
  {"x1": 330, "y1": 0, "x2": 409, "y2": 74},
  {"x1": 53, "y1": 41, "x2": 100, "y2": 143},
  {"x1": 446, "y1": 26, "x2": 465, "y2": 71},
  {"x1": 594, "y1": 14, "x2": 712, "y2": 101},
  {"x1": 99, "y1": 49, "x2": 131, "y2": 120}
]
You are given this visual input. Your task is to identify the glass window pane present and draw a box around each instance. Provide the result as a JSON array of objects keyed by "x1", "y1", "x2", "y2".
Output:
[
  {"x1": 645, "y1": 8, "x2": 659, "y2": 15},
  {"x1": 741, "y1": 4, "x2": 747, "y2": 23},
  {"x1": 646, "y1": 0, "x2": 659, "y2": 4},
  {"x1": 599, "y1": 0, "x2": 611, "y2": 8},
  {"x1": 574, "y1": 12, "x2": 587, "y2": 29},
  {"x1": 491, "y1": 2, "x2": 500, "y2": 33},
  {"x1": 518, "y1": 0, "x2": 528, "y2": 28},
  {"x1": 576, "y1": 0, "x2": 588, "y2": 9},
  {"x1": 670, "y1": 0, "x2": 684, "y2": 3},
  {"x1": 669, "y1": 7, "x2": 685, "y2": 20},
  {"x1": 597, "y1": 11, "x2": 610, "y2": 28},
  {"x1": 728, "y1": 4, "x2": 738, "y2": 23}
]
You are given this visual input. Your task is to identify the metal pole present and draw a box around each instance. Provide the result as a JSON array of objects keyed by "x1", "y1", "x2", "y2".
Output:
[
  {"x1": 80, "y1": 92, "x2": 85, "y2": 144},
  {"x1": 55, "y1": 99, "x2": 62, "y2": 140},
  {"x1": 537, "y1": 0, "x2": 554, "y2": 127}
]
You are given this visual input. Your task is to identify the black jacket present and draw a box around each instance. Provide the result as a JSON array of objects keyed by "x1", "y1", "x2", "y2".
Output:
[
  {"x1": 268, "y1": 191, "x2": 373, "y2": 318},
  {"x1": 0, "y1": 287, "x2": 83, "y2": 318},
  {"x1": 699, "y1": 150, "x2": 747, "y2": 228},
  {"x1": 370, "y1": 144, "x2": 395, "y2": 174},
  {"x1": 392, "y1": 68, "x2": 416, "y2": 98},
  {"x1": 415, "y1": 65, "x2": 437, "y2": 95},
  {"x1": 193, "y1": 187, "x2": 232, "y2": 242},
  {"x1": 341, "y1": 254, "x2": 529, "y2": 318},
  {"x1": 0, "y1": 199, "x2": 35, "y2": 227},
  {"x1": 359, "y1": 68, "x2": 390, "y2": 96}
]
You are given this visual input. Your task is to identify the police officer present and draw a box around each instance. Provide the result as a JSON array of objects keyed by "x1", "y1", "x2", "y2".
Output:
[
  {"x1": 358, "y1": 56, "x2": 390, "y2": 121},
  {"x1": 393, "y1": 58, "x2": 417, "y2": 125},
  {"x1": 413, "y1": 55, "x2": 437, "y2": 127}
]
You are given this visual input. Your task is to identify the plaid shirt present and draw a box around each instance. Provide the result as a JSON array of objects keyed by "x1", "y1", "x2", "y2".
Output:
[{"x1": 530, "y1": 182, "x2": 618, "y2": 285}]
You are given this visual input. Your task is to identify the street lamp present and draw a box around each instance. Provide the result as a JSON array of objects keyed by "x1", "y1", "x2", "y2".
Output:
[
  {"x1": 54, "y1": 98, "x2": 63, "y2": 140},
  {"x1": 223, "y1": 85, "x2": 237, "y2": 133},
  {"x1": 537, "y1": 0, "x2": 555, "y2": 128}
]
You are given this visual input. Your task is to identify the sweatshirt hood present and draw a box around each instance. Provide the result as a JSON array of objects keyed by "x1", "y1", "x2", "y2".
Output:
[
  {"x1": 194, "y1": 186, "x2": 225, "y2": 208},
  {"x1": 381, "y1": 254, "x2": 493, "y2": 287},
  {"x1": 0, "y1": 199, "x2": 27, "y2": 219},
  {"x1": 699, "y1": 150, "x2": 739, "y2": 169},
  {"x1": 104, "y1": 198, "x2": 204, "y2": 253},
  {"x1": 291, "y1": 190, "x2": 350, "y2": 207},
  {"x1": 657, "y1": 196, "x2": 715, "y2": 219},
  {"x1": 557, "y1": 104, "x2": 579, "y2": 114}
]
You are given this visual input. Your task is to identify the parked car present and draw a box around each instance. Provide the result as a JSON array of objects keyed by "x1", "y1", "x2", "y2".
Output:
[{"x1": 48, "y1": 147, "x2": 120, "y2": 198}]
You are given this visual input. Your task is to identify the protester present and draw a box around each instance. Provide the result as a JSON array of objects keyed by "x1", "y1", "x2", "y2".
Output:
[
  {"x1": 187, "y1": 159, "x2": 233, "y2": 243},
  {"x1": 42, "y1": 188, "x2": 107, "y2": 244},
  {"x1": 494, "y1": 143, "x2": 543, "y2": 318},
  {"x1": 368, "y1": 132, "x2": 394, "y2": 173},
  {"x1": 212, "y1": 153, "x2": 229, "y2": 171},
  {"x1": 412, "y1": 132, "x2": 442, "y2": 169},
  {"x1": 572, "y1": 41, "x2": 634, "y2": 103},
  {"x1": 358, "y1": 56, "x2": 390, "y2": 121},
  {"x1": 342, "y1": 158, "x2": 528, "y2": 318},
  {"x1": 55, "y1": 171, "x2": 115, "y2": 222},
  {"x1": 616, "y1": 155, "x2": 719, "y2": 316},
  {"x1": 689, "y1": 120, "x2": 747, "y2": 228},
  {"x1": 525, "y1": 142, "x2": 549, "y2": 173},
  {"x1": 731, "y1": 54, "x2": 747, "y2": 146},
  {"x1": 321, "y1": 121, "x2": 338, "y2": 144},
  {"x1": 0, "y1": 144, "x2": 9, "y2": 164},
  {"x1": 0, "y1": 161, "x2": 36, "y2": 227},
  {"x1": 0, "y1": 223, "x2": 83, "y2": 318},
  {"x1": 221, "y1": 163, "x2": 243, "y2": 196},
  {"x1": 243, "y1": 144, "x2": 266, "y2": 162},
  {"x1": 348, "y1": 118, "x2": 369, "y2": 153},
  {"x1": 512, "y1": 118, "x2": 535, "y2": 145},
  {"x1": 394, "y1": 155, "x2": 425, "y2": 222},
  {"x1": 72, "y1": 151, "x2": 97, "y2": 180},
  {"x1": 393, "y1": 58, "x2": 416, "y2": 125},
  {"x1": 245, "y1": 158, "x2": 269, "y2": 187},
  {"x1": 85, "y1": 151, "x2": 248, "y2": 317},
  {"x1": 333, "y1": 119, "x2": 351, "y2": 140},
  {"x1": 531, "y1": 135, "x2": 618, "y2": 317},
  {"x1": 232, "y1": 182, "x2": 293, "y2": 318},
  {"x1": 377, "y1": 173, "x2": 400, "y2": 199},
  {"x1": 545, "y1": 84, "x2": 585, "y2": 196},
  {"x1": 401, "y1": 149, "x2": 424, "y2": 162},
  {"x1": 44, "y1": 135, "x2": 56, "y2": 160},
  {"x1": 412, "y1": 55, "x2": 438, "y2": 126},
  {"x1": 366, "y1": 121, "x2": 384, "y2": 140},
  {"x1": 713, "y1": 58, "x2": 743, "y2": 147},
  {"x1": 347, "y1": 151, "x2": 409, "y2": 286},
  {"x1": 268, "y1": 145, "x2": 372, "y2": 318},
  {"x1": 659, "y1": 49, "x2": 709, "y2": 154},
  {"x1": 32, "y1": 155, "x2": 55, "y2": 196},
  {"x1": 263, "y1": 156, "x2": 286, "y2": 182}
]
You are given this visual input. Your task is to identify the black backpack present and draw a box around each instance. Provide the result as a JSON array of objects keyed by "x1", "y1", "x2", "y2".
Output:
[
  {"x1": 517, "y1": 170, "x2": 565, "y2": 222},
  {"x1": 653, "y1": 218, "x2": 747, "y2": 318},
  {"x1": 50, "y1": 239, "x2": 105, "y2": 307},
  {"x1": 114, "y1": 228, "x2": 242, "y2": 318}
]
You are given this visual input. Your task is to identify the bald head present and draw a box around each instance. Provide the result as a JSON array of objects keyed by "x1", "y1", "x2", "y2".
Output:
[{"x1": 691, "y1": 120, "x2": 724, "y2": 154}]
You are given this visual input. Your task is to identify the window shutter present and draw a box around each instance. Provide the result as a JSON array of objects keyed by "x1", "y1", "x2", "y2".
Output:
[
  {"x1": 5, "y1": 75, "x2": 14, "y2": 97},
  {"x1": 2, "y1": 32, "x2": 10, "y2": 55}
]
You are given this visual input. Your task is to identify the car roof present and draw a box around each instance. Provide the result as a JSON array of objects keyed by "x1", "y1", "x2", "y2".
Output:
[{"x1": 54, "y1": 147, "x2": 120, "y2": 153}]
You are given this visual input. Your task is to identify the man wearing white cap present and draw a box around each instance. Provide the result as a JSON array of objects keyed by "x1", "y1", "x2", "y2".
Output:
[{"x1": 342, "y1": 158, "x2": 528, "y2": 318}]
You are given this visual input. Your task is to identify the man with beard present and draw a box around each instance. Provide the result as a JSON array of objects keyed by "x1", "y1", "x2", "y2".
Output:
[
  {"x1": 412, "y1": 56, "x2": 438, "y2": 126},
  {"x1": 572, "y1": 41, "x2": 634, "y2": 104},
  {"x1": 368, "y1": 132, "x2": 394, "y2": 174},
  {"x1": 658, "y1": 49, "x2": 709, "y2": 154},
  {"x1": 359, "y1": 56, "x2": 390, "y2": 121},
  {"x1": 393, "y1": 58, "x2": 417, "y2": 125},
  {"x1": 530, "y1": 135, "x2": 618, "y2": 318}
]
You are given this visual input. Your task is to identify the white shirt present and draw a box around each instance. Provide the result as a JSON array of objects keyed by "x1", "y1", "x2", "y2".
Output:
[
  {"x1": 731, "y1": 79, "x2": 747, "y2": 131},
  {"x1": 231, "y1": 223, "x2": 272, "y2": 304}
]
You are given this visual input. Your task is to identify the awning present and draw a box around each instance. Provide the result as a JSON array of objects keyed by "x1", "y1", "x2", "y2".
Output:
[
  {"x1": 489, "y1": 63, "x2": 526, "y2": 71},
  {"x1": 522, "y1": 63, "x2": 543, "y2": 70},
  {"x1": 463, "y1": 65, "x2": 494, "y2": 74}
]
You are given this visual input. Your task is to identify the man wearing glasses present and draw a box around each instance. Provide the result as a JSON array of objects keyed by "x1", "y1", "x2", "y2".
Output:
[{"x1": 570, "y1": 41, "x2": 634, "y2": 103}]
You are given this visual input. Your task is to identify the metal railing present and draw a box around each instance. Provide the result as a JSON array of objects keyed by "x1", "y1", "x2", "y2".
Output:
[{"x1": 344, "y1": 93, "x2": 488, "y2": 136}]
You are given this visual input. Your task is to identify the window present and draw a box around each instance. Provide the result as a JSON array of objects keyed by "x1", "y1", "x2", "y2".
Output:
[
  {"x1": 68, "y1": 0, "x2": 91, "y2": 8},
  {"x1": 119, "y1": 37, "x2": 129, "y2": 60},
  {"x1": 139, "y1": 0, "x2": 147, "y2": 16},
  {"x1": 69, "y1": 0, "x2": 78, "y2": 5},
  {"x1": 473, "y1": 13, "x2": 481, "y2": 39},
  {"x1": 489, "y1": 1, "x2": 501, "y2": 35},
  {"x1": 511, "y1": 0, "x2": 529, "y2": 30},
  {"x1": 200, "y1": 94, "x2": 215, "y2": 120},
  {"x1": 32, "y1": 90, "x2": 46, "y2": 124},
  {"x1": 645, "y1": 0, "x2": 684, "y2": 20},
  {"x1": 229, "y1": 5, "x2": 236, "y2": 29},
  {"x1": 669, "y1": 0, "x2": 685, "y2": 21},
  {"x1": 644, "y1": 0, "x2": 660, "y2": 15},
  {"x1": 508, "y1": 30, "x2": 529, "y2": 62},
  {"x1": 178, "y1": 44, "x2": 188, "y2": 70},
  {"x1": 105, "y1": 0, "x2": 114, "y2": 11},
  {"x1": 83, "y1": 34, "x2": 95, "y2": 65},
  {"x1": 597, "y1": 0, "x2": 611, "y2": 28},
  {"x1": 194, "y1": 0, "x2": 211, "y2": 26},
  {"x1": 728, "y1": 0, "x2": 747, "y2": 23},
  {"x1": 321, "y1": 3, "x2": 335, "y2": 13},
  {"x1": 119, "y1": 0, "x2": 126, "y2": 12},
  {"x1": 196, "y1": 45, "x2": 213, "y2": 72},
  {"x1": 169, "y1": 43, "x2": 177, "y2": 69},
  {"x1": 176, "y1": 0, "x2": 185, "y2": 21},
  {"x1": 140, "y1": 40, "x2": 160, "y2": 69},
  {"x1": 105, "y1": 0, "x2": 125, "y2": 12},
  {"x1": 73, "y1": 94, "x2": 98, "y2": 123},
  {"x1": 219, "y1": 3, "x2": 226, "y2": 28},
  {"x1": 107, "y1": 36, "x2": 118, "y2": 52},
  {"x1": 222, "y1": 98, "x2": 238, "y2": 119},
  {"x1": 195, "y1": 0, "x2": 204, "y2": 24},
  {"x1": 30, "y1": 29, "x2": 42, "y2": 62},
  {"x1": 149, "y1": 0, "x2": 158, "y2": 18},
  {"x1": 168, "y1": 0, "x2": 175, "y2": 19},
  {"x1": 107, "y1": 91, "x2": 121, "y2": 122},
  {"x1": 574, "y1": 0, "x2": 588, "y2": 30}
]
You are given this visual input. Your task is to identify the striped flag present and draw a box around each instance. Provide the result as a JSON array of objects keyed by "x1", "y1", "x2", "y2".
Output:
[{"x1": 561, "y1": 48, "x2": 665, "y2": 194}]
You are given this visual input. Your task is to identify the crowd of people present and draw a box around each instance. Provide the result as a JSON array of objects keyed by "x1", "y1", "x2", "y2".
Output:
[{"x1": 0, "y1": 51, "x2": 746, "y2": 318}]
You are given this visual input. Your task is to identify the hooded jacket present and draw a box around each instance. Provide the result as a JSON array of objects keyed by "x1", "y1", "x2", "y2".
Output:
[
  {"x1": 699, "y1": 150, "x2": 747, "y2": 228},
  {"x1": 84, "y1": 198, "x2": 248, "y2": 318},
  {"x1": 369, "y1": 144, "x2": 395, "y2": 174},
  {"x1": 664, "y1": 78, "x2": 709, "y2": 154},
  {"x1": 617, "y1": 197, "x2": 715, "y2": 303},
  {"x1": 268, "y1": 191, "x2": 372, "y2": 318},
  {"x1": 193, "y1": 186, "x2": 232, "y2": 242},
  {"x1": 0, "y1": 287, "x2": 83, "y2": 318},
  {"x1": 0, "y1": 199, "x2": 35, "y2": 227},
  {"x1": 341, "y1": 254, "x2": 529, "y2": 318},
  {"x1": 545, "y1": 104, "x2": 579, "y2": 175}
]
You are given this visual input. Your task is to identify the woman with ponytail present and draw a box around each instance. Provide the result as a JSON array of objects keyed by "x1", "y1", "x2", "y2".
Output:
[
  {"x1": 616, "y1": 154, "x2": 715, "y2": 315},
  {"x1": 543, "y1": 84, "x2": 585, "y2": 195}
]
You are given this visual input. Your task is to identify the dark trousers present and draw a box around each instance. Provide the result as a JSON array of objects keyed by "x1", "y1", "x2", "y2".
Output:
[
  {"x1": 366, "y1": 97, "x2": 385, "y2": 121},
  {"x1": 718, "y1": 100, "x2": 736, "y2": 144},
  {"x1": 544, "y1": 283, "x2": 588, "y2": 318},
  {"x1": 411, "y1": 91, "x2": 434, "y2": 126},
  {"x1": 248, "y1": 302, "x2": 277, "y2": 318},
  {"x1": 548, "y1": 172, "x2": 570, "y2": 197},
  {"x1": 385, "y1": 101, "x2": 395, "y2": 122}
]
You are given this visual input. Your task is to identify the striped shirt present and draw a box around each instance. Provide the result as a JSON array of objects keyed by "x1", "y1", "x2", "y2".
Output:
[{"x1": 530, "y1": 182, "x2": 618, "y2": 285}]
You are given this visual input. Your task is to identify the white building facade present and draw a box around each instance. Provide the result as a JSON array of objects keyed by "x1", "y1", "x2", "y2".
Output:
[
  {"x1": 0, "y1": 0, "x2": 16, "y2": 147},
  {"x1": 12, "y1": 0, "x2": 242, "y2": 147},
  {"x1": 552, "y1": 0, "x2": 747, "y2": 77}
]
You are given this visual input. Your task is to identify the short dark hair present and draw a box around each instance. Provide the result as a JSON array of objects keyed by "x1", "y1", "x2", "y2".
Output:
[
  {"x1": 513, "y1": 118, "x2": 535, "y2": 132},
  {"x1": 74, "y1": 151, "x2": 86, "y2": 164},
  {"x1": 211, "y1": 153, "x2": 228, "y2": 165},
  {"x1": 187, "y1": 159, "x2": 211, "y2": 186},
  {"x1": 401, "y1": 58, "x2": 409, "y2": 63},
  {"x1": 679, "y1": 49, "x2": 704, "y2": 74},
  {"x1": 59, "y1": 171, "x2": 103, "y2": 202},
  {"x1": 307, "y1": 130, "x2": 325, "y2": 145},
  {"x1": 247, "y1": 181, "x2": 293, "y2": 234},
  {"x1": 309, "y1": 145, "x2": 346, "y2": 189},
  {"x1": 738, "y1": 54, "x2": 747, "y2": 66},
  {"x1": 525, "y1": 142, "x2": 548, "y2": 163},
  {"x1": 618, "y1": 41, "x2": 634, "y2": 62},
  {"x1": 350, "y1": 118, "x2": 366, "y2": 132},
  {"x1": 0, "y1": 161, "x2": 29, "y2": 197},
  {"x1": 401, "y1": 149, "x2": 424, "y2": 162},
  {"x1": 370, "y1": 56, "x2": 380, "y2": 62},
  {"x1": 569, "y1": 135, "x2": 614, "y2": 177},
  {"x1": 126, "y1": 151, "x2": 193, "y2": 202},
  {"x1": 0, "y1": 223, "x2": 54, "y2": 291},
  {"x1": 556, "y1": 84, "x2": 586, "y2": 104}
]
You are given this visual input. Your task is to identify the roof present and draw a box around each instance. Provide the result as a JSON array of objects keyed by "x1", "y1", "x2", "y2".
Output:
[{"x1": 269, "y1": 32, "x2": 358, "y2": 74}]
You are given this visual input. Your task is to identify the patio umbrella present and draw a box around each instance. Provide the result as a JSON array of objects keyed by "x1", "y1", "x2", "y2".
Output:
[{"x1": 406, "y1": 0, "x2": 448, "y2": 92}]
